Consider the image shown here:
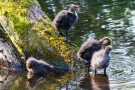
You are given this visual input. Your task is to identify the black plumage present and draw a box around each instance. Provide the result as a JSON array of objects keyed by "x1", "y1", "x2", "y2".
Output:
[
  {"x1": 77, "y1": 37, "x2": 111, "y2": 71},
  {"x1": 52, "y1": 4, "x2": 79, "y2": 42},
  {"x1": 26, "y1": 57, "x2": 54, "y2": 77},
  {"x1": 77, "y1": 40, "x2": 102, "y2": 61},
  {"x1": 26, "y1": 57, "x2": 69, "y2": 77}
]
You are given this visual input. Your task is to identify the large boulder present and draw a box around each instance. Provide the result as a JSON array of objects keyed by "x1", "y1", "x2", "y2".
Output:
[{"x1": 0, "y1": 0, "x2": 77, "y2": 68}]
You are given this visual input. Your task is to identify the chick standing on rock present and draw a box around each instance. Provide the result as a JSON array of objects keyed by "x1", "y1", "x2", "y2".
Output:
[{"x1": 52, "y1": 4, "x2": 79, "y2": 44}]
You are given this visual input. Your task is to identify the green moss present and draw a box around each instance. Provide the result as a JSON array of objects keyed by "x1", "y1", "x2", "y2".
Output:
[
  {"x1": 20, "y1": 0, "x2": 32, "y2": 8},
  {"x1": 0, "y1": 0, "x2": 77, "y2": 66},
  {"x1": 13, "y1": 18, "x2": 29, "y2": 34}
]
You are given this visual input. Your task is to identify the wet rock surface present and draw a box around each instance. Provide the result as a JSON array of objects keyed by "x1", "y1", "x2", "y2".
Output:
[
  {"x1": 0, "y1": 23, "x2": 25, "y2": 70},
  {"x1": 28, "y1": 4, "x2": 47, "y2": 23}
]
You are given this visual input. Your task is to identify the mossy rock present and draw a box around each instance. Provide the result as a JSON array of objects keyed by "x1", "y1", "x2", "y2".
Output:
[{"x1": 0, "y1": 0, "x2": 77, "y2": 66}]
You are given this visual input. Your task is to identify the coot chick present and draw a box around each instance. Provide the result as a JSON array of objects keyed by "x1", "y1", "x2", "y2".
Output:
[
  {"x1": 77, "y1": 37, "x2": 111, "y2": 72},
  {"x1": 26, "y1": 57, "x2": 69, "y2": 77},
  {"x1": 52, "y1": 4, "x2": 79, "y2": 43},
  {"x1": 26, "y1": 57, "x2": 54, "y2": 77},
  {"x1": 91, "y1": 45, "x2": 112, "y2": 75}
]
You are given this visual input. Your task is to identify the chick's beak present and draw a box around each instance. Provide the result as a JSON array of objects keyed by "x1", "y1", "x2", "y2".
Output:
[
  {"x1": 77, "y1": 6, "x2": 81, "y2": 12},
  {"x1": 102, "y1": 40, "x2": 108, "y2": 46}
]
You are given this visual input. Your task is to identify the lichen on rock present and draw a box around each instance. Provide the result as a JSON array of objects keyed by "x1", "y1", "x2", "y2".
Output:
[{"x1": 0, "y1": 0, "x2": 77, "y2": 68}]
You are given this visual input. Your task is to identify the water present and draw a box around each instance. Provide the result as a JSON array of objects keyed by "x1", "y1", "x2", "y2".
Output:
[{"x1": 3, "y1": 0, "x2": 135, "y2": 90}]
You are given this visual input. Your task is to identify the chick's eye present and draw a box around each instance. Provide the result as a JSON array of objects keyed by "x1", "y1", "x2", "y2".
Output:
[{"x1": 75, "y1": 6, "x2": 77, "y2": 8}]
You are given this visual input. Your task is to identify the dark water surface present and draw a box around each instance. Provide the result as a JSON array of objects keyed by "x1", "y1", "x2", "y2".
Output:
[{"x1": 4, "y1": 0, "x2": 135, "y2": 90}]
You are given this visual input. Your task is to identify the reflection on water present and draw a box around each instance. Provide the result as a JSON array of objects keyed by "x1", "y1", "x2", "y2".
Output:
[
  {"x1": 3, "y1": 0, "x2": 135, "y2": 90},
  {"x1": 0, "y1": 68, "x2": 21, "y2": 90},
  {"x1": 79, "y1": 74, "x2": 110, "y2": 90},
  {"x1": 27, "y1": 72, "x2": 46, "y2": 90}
]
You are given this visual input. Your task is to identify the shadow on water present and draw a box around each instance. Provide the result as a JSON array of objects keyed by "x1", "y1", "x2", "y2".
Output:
[{"x1": 78, "y1": 74, "x2": 110, "y2": 90}]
